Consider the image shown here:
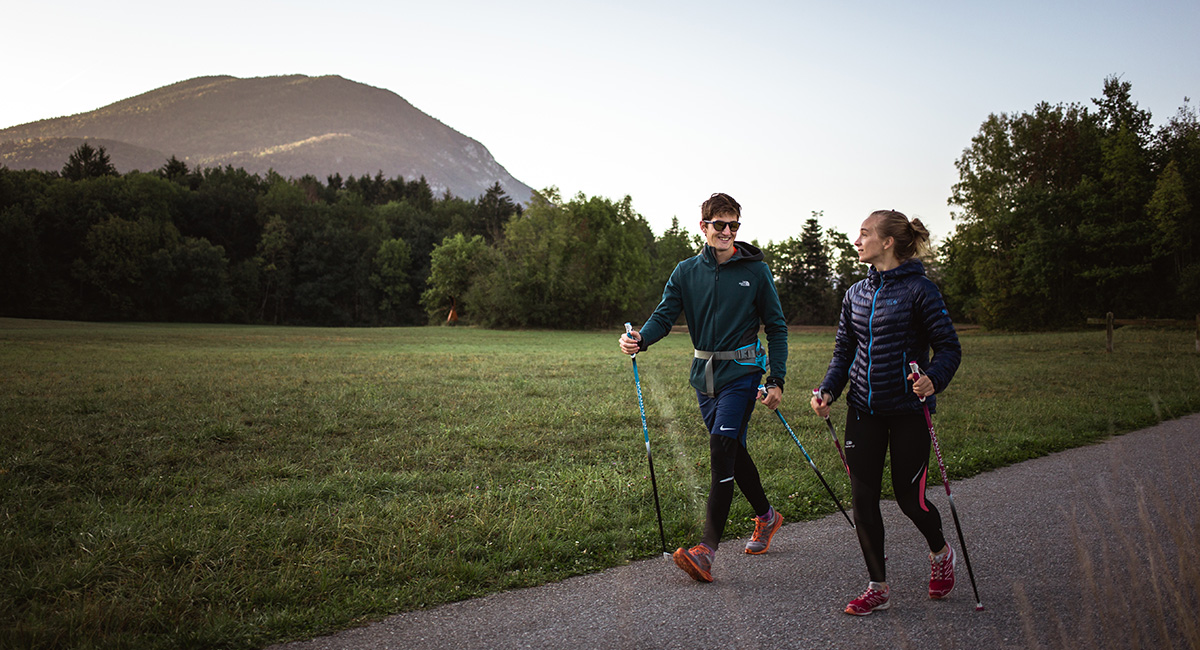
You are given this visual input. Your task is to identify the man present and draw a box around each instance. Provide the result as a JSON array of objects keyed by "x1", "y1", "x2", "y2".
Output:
[{"x1": 619, "y1": 192, "x2": 789, "y2": 582}]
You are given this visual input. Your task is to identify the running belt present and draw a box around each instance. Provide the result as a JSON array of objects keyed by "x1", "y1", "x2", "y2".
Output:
[{"x1": 693, "y1": 341, "x2": 768, "y2": 396}]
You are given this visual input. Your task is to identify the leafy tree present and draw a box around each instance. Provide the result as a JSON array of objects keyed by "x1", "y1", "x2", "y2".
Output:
[
  {"x1": 827, "y1": 229, "x2": 865, "y2": 306},
  {"x1": 72, "y1": 216, "x2": 180, "y2": 318},
  {"x1": 779, "y1": 214, "x2": 833, "y2": 324},
  {"x1": 408, "y1": 176, "x2": 434, "y2": 212},
  {"x1": 291, "y1": 222, "x2": 359, "y2": 325},
  {"x1": 946, "y1": 98, "x2": 1103, "y2": 328},
  {"x1": 181, "y1": 166, "x2": 264, "y2": 263},
  {"x1": 255, "y1": 215, "x2": 294, "y2": 323},
  {"x1": 150, "y1": 237, "x2": 233, "y2": 322},
  {"x1": 1147, "y1": 160, "x2": 1192, "y2": 269},
  {"x1": 158, "y1": 156, "x2": 199, "y2": 190},
  {"x1": 371, "y1": 237, "x2": 413, "y2": 319},
  {"x1": 764, "y1": 213, "x2": 848, "y2": 325},
  {"x1": 0, "y1": 204, "x2": 43, "y2": 317},
  {"x1": 1152, "y1": 100, "x2": 1200, "y2": 316},
  {"x1": 381, "y1": 198, "x2": 449, "y2": 318},
  {"x1": 469, "y1": 190, "x2": 650, "y2": 328},
  {"x1": 1155, "y1": 99, "x2": 1200, "y2": 211},
  {"x1": 643, "y1": 216, "x2": 701, "y2": 315},
  {"x1": 466, "y1": 182, "x2": 519, "y2": 243},
  {"x1": 420, "y1": 233, "x2": 497, "y2": 323},
  {"x1": 944, "y1": 76, "x2": 1200, "y2": 328},
  {"x1": 62, "y1": 142, "x2": 118, "y2": 181}
]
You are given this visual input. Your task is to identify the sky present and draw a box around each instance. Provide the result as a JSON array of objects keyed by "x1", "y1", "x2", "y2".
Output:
[{"x1": 3, "y1": 0, "x2": 1198, "y2": 245}]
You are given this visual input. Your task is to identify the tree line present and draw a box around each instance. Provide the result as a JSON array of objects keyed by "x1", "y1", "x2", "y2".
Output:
[
  {"x1": 2, "y1": 75, "x2": 1194, "y2": 330},
  {"x1": 942, "y1": 76, "x2": 1200, "y2": 329},
  {"x1": 0, "y1": 144, "x2": 860, "y2": 328}
]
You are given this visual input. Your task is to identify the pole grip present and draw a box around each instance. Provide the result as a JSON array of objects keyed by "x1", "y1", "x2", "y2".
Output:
[
  {"x1": 624, "y1": 322, "x2": 637, "y2": 358},
  {"x1": 908, "y1": 362, "x2": 927, "y2": 403}
]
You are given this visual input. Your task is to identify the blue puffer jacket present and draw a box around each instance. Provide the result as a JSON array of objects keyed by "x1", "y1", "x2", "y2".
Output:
[{"x1": 819, "y1": 259, "x2": 960, "y2": 415}]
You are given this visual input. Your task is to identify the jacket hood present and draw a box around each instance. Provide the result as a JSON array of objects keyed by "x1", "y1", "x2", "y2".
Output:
[{"x1": 702, "y1": 240, "x2": 764, "y2": 265}]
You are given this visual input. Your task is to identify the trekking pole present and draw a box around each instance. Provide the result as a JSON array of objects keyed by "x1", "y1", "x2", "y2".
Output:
[
  {"x1": 812, "y1": 388, "x2": 851, "y2": 480},
  {"x1": 908, "y1": 362, "x2": 984, "y2": 611},
  {"x1": 625, "y1": 323, "x2": 670, "y2": 558},
  {"x1": 761, "y1": 386, "x2": 854, "y2": 529}
]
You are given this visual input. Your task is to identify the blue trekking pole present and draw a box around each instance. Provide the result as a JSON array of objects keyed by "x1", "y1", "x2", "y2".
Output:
[
  {"x1": 909, "y1": 362, "x2": 984, "y2": 611},
  {"x1": 625, "y1": 323, "x2": 670, "y2": 558},
  {"x1": 761, "y1": 386, "x2": 854, "y2": 529}
]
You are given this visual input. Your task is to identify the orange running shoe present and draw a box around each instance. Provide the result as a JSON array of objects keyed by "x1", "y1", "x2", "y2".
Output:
[
  {"x1": 745, "y1": 509, "x2": 783, "y2": 554},
  {"x1": 672, "y1": 544, "x2": 714, "y2": 582}
]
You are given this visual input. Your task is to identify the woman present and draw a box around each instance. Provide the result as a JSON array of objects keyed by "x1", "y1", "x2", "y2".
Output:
[{"x1": 810, "y1": 210, "x2": 962, "y2": 615}]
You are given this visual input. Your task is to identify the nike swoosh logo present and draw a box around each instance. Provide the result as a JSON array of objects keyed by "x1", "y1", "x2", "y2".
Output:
[{"x1": 720, "y1": 425, "x2": 736, "y2": 431}]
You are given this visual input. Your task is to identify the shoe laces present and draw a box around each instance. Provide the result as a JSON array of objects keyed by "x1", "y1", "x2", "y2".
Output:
[
  {"x1": 931, "y1": 550, "x2": 953, "y2": 580},
  {"x1": 751, "y1": 515, "x2": 773, "y2": 540},
  {"x1": 856, "y1": 585, "x2": 887, "y2": 605}
]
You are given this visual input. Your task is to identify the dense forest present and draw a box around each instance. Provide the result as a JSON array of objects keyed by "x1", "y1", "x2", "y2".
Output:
[
  {"x1": 0, "y1": 143, "x2": 862, "y2": 328},
  {"x1": 942, "y1": 77, "x2": 1200, "y2": 329},
  {"x1": 1, "y1": 77, "x2": 1195, "y2": 330}
]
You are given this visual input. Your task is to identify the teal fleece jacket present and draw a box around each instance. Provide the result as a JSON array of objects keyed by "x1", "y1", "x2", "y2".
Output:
[{"x1": 637, "y1": 241, "x2": 788, "y2": 395}]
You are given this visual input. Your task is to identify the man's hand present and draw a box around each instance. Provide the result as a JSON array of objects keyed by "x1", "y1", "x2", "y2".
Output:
[
  {"x1": 619, "y1": 329, "x2": 642, "y2": 356},
  {"x1": 758, "y1": 385, "x2": 782, "y2": 410}
]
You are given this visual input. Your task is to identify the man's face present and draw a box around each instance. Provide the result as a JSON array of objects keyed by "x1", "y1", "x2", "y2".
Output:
[{"x1": 701, "y1": 211, "x2": 740, "y2": 253}]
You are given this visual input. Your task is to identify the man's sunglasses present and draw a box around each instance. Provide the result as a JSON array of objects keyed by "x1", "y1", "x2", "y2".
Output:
[{"x1": 703, "y1": 220, "x2": 741, "y2": 233}]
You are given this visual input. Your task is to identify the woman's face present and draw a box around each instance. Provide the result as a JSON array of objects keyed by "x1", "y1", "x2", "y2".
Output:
[{"x1": 854, "y1": 217, "x2": 893, "y2": 266}]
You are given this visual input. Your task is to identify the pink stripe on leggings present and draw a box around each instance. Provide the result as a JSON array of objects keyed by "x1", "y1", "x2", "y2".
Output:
[{"x1": 918, "y1": 468, "x2": 930, "y2": 512}]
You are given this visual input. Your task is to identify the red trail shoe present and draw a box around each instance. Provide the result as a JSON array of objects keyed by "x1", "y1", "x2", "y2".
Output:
[
  {"x1": 929, "y1": 546, "x2": 957, "y2": 599},
  {"x1": 845, "y1": 582, "x2": 890, "y2": 616}
]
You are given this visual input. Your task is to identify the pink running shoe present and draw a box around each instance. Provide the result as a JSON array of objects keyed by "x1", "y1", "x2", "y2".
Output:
[
  {"x1": 845, "y1": 582, "x2": 890, "y2": 615},
  {"x1": 745, "y1": 510, "x2": 783, "y2": 554},
  {"x1": 673, "y1": 544, "x2": 714, "y2": 582},
  {"x1": 929, "y1": 546, "x2": 956, "y2": 599}
]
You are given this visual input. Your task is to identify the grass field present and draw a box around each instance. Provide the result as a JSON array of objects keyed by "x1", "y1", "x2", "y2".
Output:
[{"x1": 2, "y1": 318, "x2": 1198, "y2": 649}]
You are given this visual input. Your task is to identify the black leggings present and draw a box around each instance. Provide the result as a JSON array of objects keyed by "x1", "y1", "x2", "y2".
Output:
[
  {"x1": 702, "y1": 434, "x2": 770, "y2": 550},
  {"x1": 696, "y1": 374, "x2": 770, "y2": 550},
  {"x1": 844, "y1": 405, "x2": 947, "y2": 582}
]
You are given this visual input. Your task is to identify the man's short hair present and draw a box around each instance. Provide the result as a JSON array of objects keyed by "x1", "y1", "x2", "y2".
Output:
[{"x1": 701, "y1": 193, "x2": 741, "y2": 221}]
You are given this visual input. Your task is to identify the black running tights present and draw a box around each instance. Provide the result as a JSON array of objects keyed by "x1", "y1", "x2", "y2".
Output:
[{"x1": 843, "y1": 405, "x2": 947, "y2": 582}]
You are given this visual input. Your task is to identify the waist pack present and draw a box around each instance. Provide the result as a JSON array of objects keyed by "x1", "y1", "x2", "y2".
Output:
[{"x1": 694, "y1": 340, "x2": 768, "y2": 396}]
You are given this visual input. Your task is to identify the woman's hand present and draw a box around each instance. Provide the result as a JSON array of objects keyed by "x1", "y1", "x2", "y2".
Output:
[
  {"x1": 810, "y1": 390, "x2": 832, "y2": 418},
  {"x1": 910, "y1": 372, "x2": 935, "y2": 399}
]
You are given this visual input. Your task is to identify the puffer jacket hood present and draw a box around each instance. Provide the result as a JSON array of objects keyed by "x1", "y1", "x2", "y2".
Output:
[{"x1": 820, "y1": 259, "x2": 961, "y2": 415}]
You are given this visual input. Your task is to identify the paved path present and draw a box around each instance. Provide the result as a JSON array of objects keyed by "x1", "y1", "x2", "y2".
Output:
[{"x1": 270, "y1": 414, "x2": 1199, "y2": 650}]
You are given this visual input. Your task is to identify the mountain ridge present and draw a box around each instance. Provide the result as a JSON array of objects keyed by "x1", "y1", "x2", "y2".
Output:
[{"x1": 0, "y1": 74, "x2": 534, "y2": 204}]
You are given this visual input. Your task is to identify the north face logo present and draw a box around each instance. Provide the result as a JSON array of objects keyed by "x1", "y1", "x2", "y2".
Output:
[{"x1": 739, "y1": 281, "x2": 750, "y2": 287}]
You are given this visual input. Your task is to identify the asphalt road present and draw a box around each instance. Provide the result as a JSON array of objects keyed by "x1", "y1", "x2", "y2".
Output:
[{"x1": 269, "y1": 413, "x2": 1199, "y2": 650}]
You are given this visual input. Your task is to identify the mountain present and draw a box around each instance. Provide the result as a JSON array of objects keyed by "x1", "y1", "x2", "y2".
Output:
[{"x1": 0, "y1": 75, "x2": 534, "y2": 204}]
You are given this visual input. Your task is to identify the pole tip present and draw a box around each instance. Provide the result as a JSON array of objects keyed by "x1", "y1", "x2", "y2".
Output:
[
  {"x1": 663, "y1": 551, "x2": 672, "y2": 559},
  {"x1": 975, "y1": 604, "x2": 985, "y2": 611}
]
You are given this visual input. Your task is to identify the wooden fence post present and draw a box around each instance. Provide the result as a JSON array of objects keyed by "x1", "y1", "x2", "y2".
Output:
[{"x1": 1106, "y1": 312, "x2": 1114, "y2": 353}]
